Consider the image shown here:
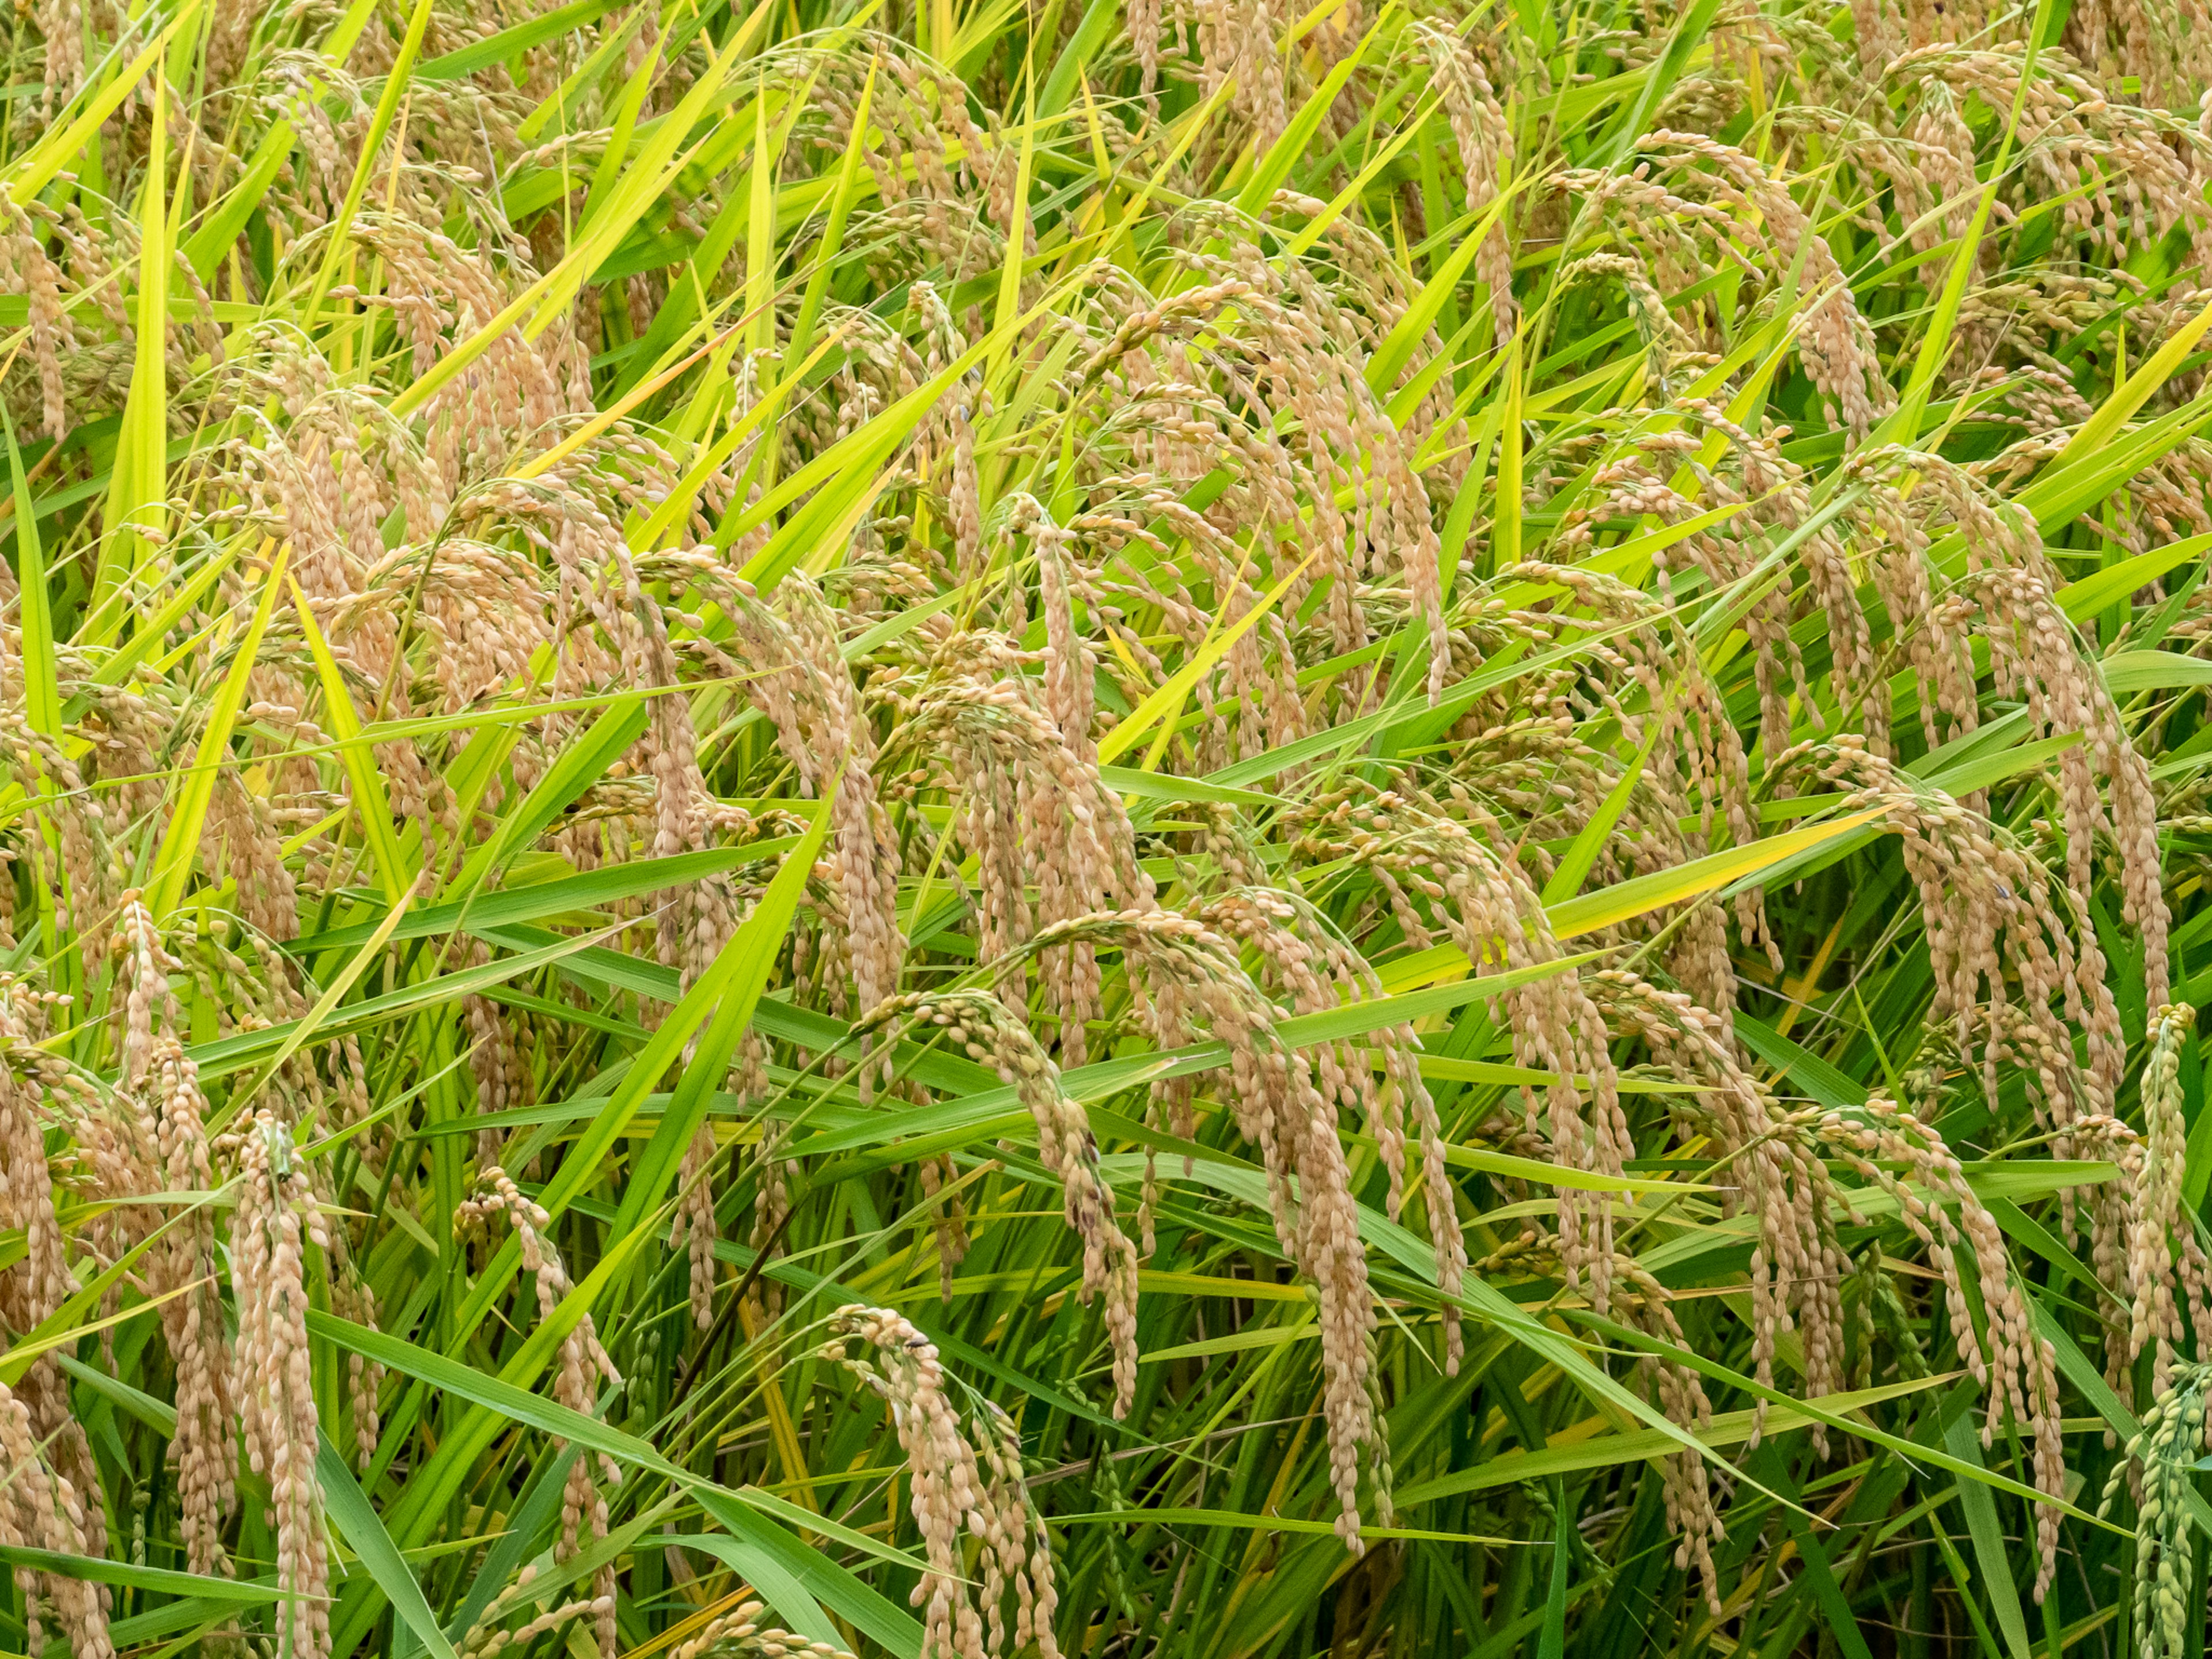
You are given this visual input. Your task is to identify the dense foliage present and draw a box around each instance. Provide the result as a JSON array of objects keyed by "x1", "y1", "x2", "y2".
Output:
[{"x1": 11, "y1": 0, "x2": 2212, "y2": 1653}]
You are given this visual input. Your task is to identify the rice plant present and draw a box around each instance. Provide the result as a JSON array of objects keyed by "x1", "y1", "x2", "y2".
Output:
[{"x1": 12, "y1": 0, "x2": 2212, "y2": 1652}]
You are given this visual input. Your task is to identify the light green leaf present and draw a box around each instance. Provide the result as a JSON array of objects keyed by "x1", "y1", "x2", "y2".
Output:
[{"x1": 147, "y1": 546, "x2": 292, "y2": 917}]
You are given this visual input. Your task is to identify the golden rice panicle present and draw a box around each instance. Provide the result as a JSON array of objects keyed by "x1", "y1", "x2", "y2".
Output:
[
  {"x1": 1294, "y1": 787, "x2": 1629, "y2": 1318},
  {"x1": 1967, "y1": 556, "x2": 2172, "y2": 1013},
  {"x1": 671, "y1": 562, "x2": 904, "y2": 1079},
  {"x1": 1025, "y1": 499, "x2": 1118, "y2": 1067},
  {"x1": 1609, "y1": 1253, "x2": 1726, "y2": 1612},
  {"x1": 1773, "y1": 739, "x2": 2122, "y2": 1120},
  {"x1": 1562, "y1": 131, "x2": 1892, "y2": 435},
  {"x1": 822, "y1": 1305, "x2": 1060, "y2": 1659},
  {"x1": 1057, "y1": 476, "x2": 1305, "y2": 763},
  {"x1": 0, "y1": 714, "x2": 107, "y2": 950},
  {"x1": 0, "y1": 981, "x2": 106, "y2": 1558},
  {"x1": 1895, "y1": 81, "x2": 1984, "y2": 260},
  {"x1": 911, "y1": 283, "x2": 986, "y2": 587},
  {"x1": 1487, "y1": 560, "x2": 1763, "y2": 1003},
  {"x1": 0, "y1": 982, "x2": 81, "y2": 1344},
  {"x1": 1113, "y1": 214, "x2": 1448, "y2": 702},
  {"x1": 1026, "y1": 499, "x2": 1096, "y2": 762},
  {"x1": 665, "y1": 1599, "x2": 857, "y2": 1659},
  {"x1": 459, "y1": 1569, "x2": 618, "y2": 1659},
  {"x1": 149, "y1": 1039, "x2": 237, "y2": 1578},
  {"x1": 664, "y1": 872, "x2": 749, "y2": 1330},
  {"x1": 914, "y1": 1138, "x2": 972, "y2": 1303},
  {"x1": 976, "y1": 1400, "x2": 1060, "y2": 1659},
  {"x1": 1413, "y1": 22, "x2": 1516, "y2": 346},
  {"x1": 1565, "y1": 397, "x2": 1823, "y2": 770},
  {"x1": 1195, "y1": 885, "x2": 1468, "y2": 1371},
  {"x1": 111, "y1": 892, "x2": 183, "y2": 1089},
  {"x1": 198, "y1": 769, "x2": 300, "y2": 945},
  {"x1": 321, "y1": 1212, "x2": 384, "y2": 1475},
  {"x1": 2071, "y1": 1113, "x2": 2199, "y2": 1408},
  {"x1": 464, "y1": 970, "x2": 536, "y2": 1171},
  {"x1": 706, "y1": 1029, "x2": 785, "y2": 1325},
  {"x1": 1098, "y1": 908, "x2": 1388, "y2": 1547},
  {"x1": 2071, "y1": 1007, "x2": 2209, "y2": 1400},
  {"x1": 2062, "y1": 0, "x2": 2212, "y2": 130},
  {"x1": 1185, "y1": 0, "x2": 1291, "y2": 156},
  {"x1": 0, "y1": 196, "x2": 75, "y2": 442},
  {"x1": 1816, "y1": 1097, "x2": 2067, "y2": 1597},
  {"x1": 1590, "y1": 971, "x2": 1851, "y2": 1441},
  {"x1": 0, "y1": 1373, "x2": 116, "y2": 1659},
  {"x1": 879, "y1": 629, "x2": 1152, "y2": 1060},
  {"x1": 673, "y1": 1116, "x2": 722, "y2": 1331},
  {"x1": 229, "y1": 1112, "x2": 332, "y2": 1659},
  {"x1": 28, "y1": 0, "x2": 88, "y2": 116},
  {"x1": 459, "y1": 1169, "x2": 622, "y2": 1659},
  {"x1": 871, "y1": 990, "x2": 1141, "y2": 1415}
]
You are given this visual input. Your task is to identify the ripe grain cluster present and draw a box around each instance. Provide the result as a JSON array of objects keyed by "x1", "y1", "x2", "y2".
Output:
[{"x1": 3, "y1": 0, "x2": 2212, "y2": 1653}]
